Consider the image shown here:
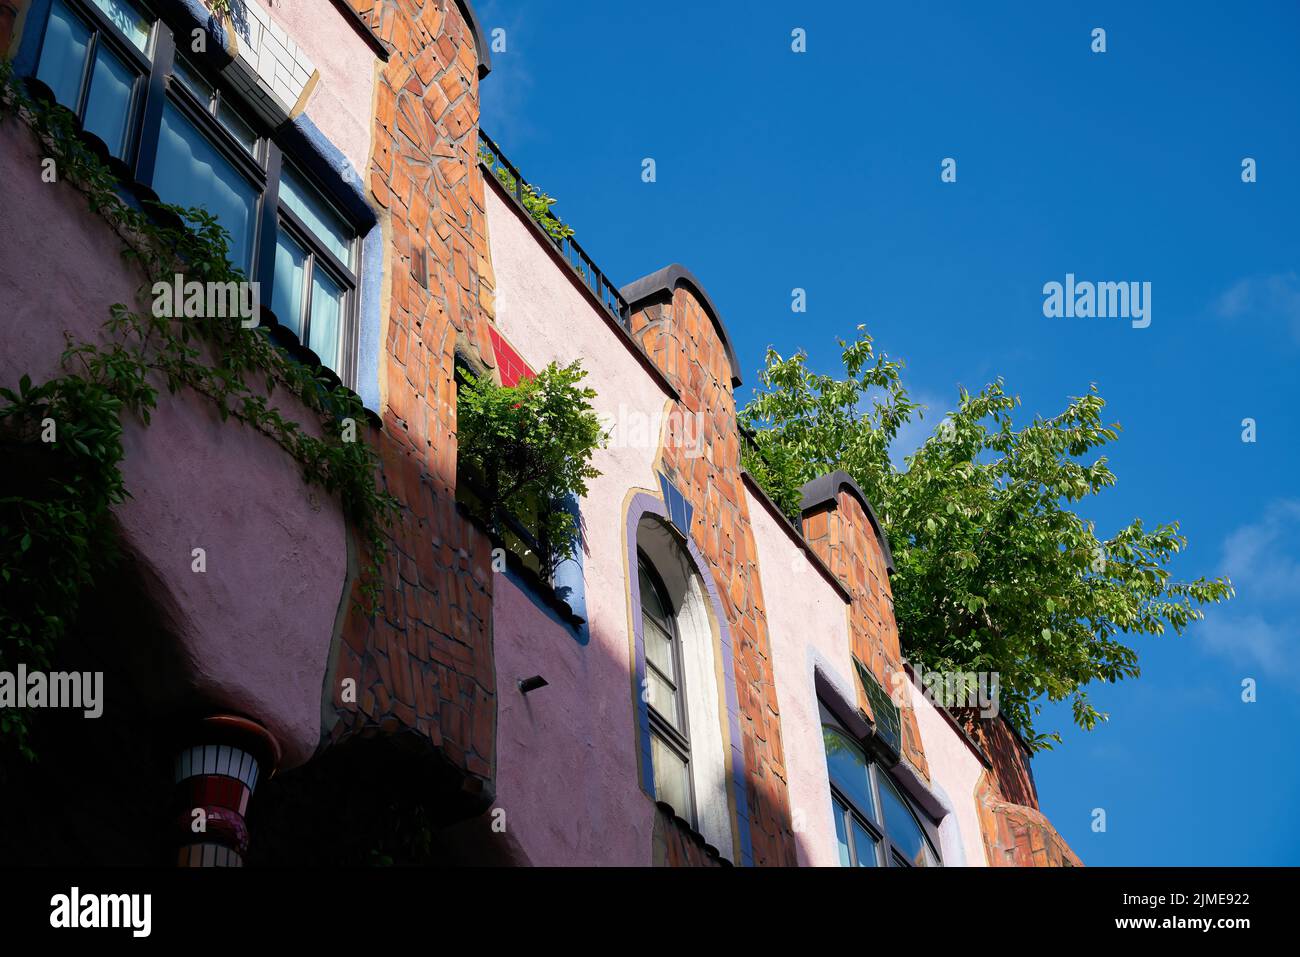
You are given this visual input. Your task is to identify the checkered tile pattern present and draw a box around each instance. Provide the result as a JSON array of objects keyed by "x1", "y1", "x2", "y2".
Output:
[{"x1": 222, "y1": 0, "x2": 317, "y2": 127}]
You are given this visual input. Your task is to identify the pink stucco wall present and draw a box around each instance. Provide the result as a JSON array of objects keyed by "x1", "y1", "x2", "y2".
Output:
[
  {"x1": 484, "y1": 182, "x2": 685, "y2": 864},
  {"x1": 268, "y1": 1, "x2": 377, "y2": 177},
  {"x1": 491, "y1": 576, "x2": 652, "y2": 865},
  {"x1": 0, "y1": 119, "x2": 347, "y2": 769},
  {"x1": 746, "y1": 486, "x2": 857, "y2": 867},
  {"x1": 908, "y1": 676, "x2": 988, "y2": 865}
]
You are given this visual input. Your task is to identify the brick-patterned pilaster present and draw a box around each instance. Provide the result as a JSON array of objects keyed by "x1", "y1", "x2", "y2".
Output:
[
  {"x1": 961, "y1": 713, "x2": 1079, "y2": 866},
  {"x1": 324, "y1": 0, "x2": 498, "y2": 813},
  {"x1": 959, "y1": 711, "x2": 1038, "y2": 808},
  {"x1": 627, "y1": 284, "x2": 798, "y2": 867},
  {"x1": 975, "y1": 772, "x2": 1081, "y2": 866},
  {"x1": 802, "y1": 491, "x2": 930, "y2": 779}
]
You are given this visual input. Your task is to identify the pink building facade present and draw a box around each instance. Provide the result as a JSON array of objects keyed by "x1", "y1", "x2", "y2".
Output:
[{"x1": 0, "y1": 0, "x2": 1076, "y2": 867}]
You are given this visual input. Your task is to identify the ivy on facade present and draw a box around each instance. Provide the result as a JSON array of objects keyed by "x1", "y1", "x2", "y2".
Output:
[{"x1": 0, "y1": 62, "x2": 397, "y2": 755}]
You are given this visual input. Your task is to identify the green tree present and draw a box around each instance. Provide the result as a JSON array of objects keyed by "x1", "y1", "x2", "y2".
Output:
[{"x1": 740, "y1": 326, "x2": 1233, "y2": 750}]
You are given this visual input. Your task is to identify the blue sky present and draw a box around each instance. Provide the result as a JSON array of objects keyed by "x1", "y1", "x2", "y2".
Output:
[{"x1": 477, "y1": 0, "x2": 1300, "y2": 865}]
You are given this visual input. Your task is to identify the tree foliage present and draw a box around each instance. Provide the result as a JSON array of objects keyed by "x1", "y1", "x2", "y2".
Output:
[{"x1": 740, "y1": 326, "x2": 1233, "y2": 750}]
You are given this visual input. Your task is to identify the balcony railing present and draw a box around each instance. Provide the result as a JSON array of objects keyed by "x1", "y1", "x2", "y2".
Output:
[{"x1": 477, "y1": 129, "x2": 629, "y2": 326}]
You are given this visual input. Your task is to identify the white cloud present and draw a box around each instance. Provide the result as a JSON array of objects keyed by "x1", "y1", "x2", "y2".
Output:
[
  {"x1": 1219, "y1": 500, "x2": 1300, "y2": 602},
  {"x1": 1213, "y1": 272, "x2": 1300, "y2": 344},
  {"x1": 1197, "y1": 500, "x2": 1300, "y2": 680},
  {"x1": 1198, "y1": 613, "x2": 1293, "y2": 677}
]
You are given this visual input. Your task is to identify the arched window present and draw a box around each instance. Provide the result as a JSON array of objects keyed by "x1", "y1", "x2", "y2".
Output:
[
  {"x1": 639, "y1": 552, "x2": 694, "y2": 823},
  {"x1": 631, "y1": 509, "x2": 738, "y2": 859},
  {"x1": 823, "y1": 718, "x2": 941, "y2": 867}
]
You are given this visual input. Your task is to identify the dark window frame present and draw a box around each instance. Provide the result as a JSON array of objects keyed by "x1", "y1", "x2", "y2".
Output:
[
  {"x1": 274, "y1": 161, "x2": 361, "y2": 387},
  {"x1": 830, "y1": 788, "x2": 879, "y2": 867},
  {"x1": 34, "y1": 0, "x2": 154, "y2": 164},
  {"x1": 638, "y1": 549, "x2": 696, "y2": 826},
  {"x1": 823, "y1": 718, "x2": 942, "y2": 868},
  {"x1": 166, "y1": 53, "x2": 268, "y2": 177},
  {"x1": 28, "y1": 0, "x2": 364, "y2": 388}
]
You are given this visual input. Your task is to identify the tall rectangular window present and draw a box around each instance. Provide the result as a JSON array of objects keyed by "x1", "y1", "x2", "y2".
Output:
[
  {"x1": 273, "y1": 163, "x2": 358, "y2": 379},
  {"x1": 639, "y1": 554, "x2": 694, "y2": 825},
  {"x1": 35, "y1": 0, "x2": 152, "y2": 160},
  {"x1": 153, "y1": 101, "x2": 259, "y2": 271}
]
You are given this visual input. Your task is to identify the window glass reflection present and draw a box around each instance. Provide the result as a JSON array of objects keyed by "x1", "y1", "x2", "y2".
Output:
[
  {"x1": 271, "y1": 230, "x2": 308, "y2": 336},
  {"x1": 851, "y1": 818, "x2": 879, "y2": 867},
  {"x1": 154, "y1": 102, "x2": 258, "y2": 270},
  {"x1": 650, "y1": 735, "x2": 690, "y2": 814},
  {"x1": 280, "y1": 165, "x2": 352, "y2": 266},
  {"x1": 217, "y1": 100, "x2": 257, "y2": 155},
  {"x1": 36, "y1": 1, "x2": 91, "y2": 111},
  {"x1": 822, "y1": 726, "x2": 876, "y2": 823},
  {"x1": 308, "y1": 268, "x2": 344, "y2": 368},
  {"x1": 88, "y1": 0, "x2": 150, "y2": 53},
  {"x1": 832, "y1": 797, "x2": 851, "y2": 866},
  {"x1": 171, "y1": 56, "x2": 213, "y2": 104},
  {"x1": 83, "y1": 45, "x2": 135, "y2": 157},
  {"x1": 878, "y1": 770, "x2": 929, "y2": 866}
]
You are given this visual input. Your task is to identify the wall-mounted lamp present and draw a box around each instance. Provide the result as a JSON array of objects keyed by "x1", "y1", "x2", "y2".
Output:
[{"x1": 518, "y1": 675, "x2": 548, "y2": 695}]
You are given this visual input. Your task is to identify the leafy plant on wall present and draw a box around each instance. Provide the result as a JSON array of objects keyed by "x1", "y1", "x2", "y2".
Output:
[
  {"x1": 0, "y1": 374, "x2": 129, "y2": 758},
  {"x1": 457, "y1": 361, "x2": 604, "y2": 578},
  {"x1": 741, "y1": 325, "x2": 1234, "y2": 751}
]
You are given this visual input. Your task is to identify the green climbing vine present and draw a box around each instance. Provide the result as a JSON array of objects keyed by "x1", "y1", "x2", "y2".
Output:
[{"x1": 0, "y1": 62, "x2": 397, "y2": 755}]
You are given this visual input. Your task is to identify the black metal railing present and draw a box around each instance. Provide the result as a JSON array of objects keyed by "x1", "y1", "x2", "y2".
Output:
[{"x1": 477, "y1": 129, "x2": 629, "y2": 326}]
